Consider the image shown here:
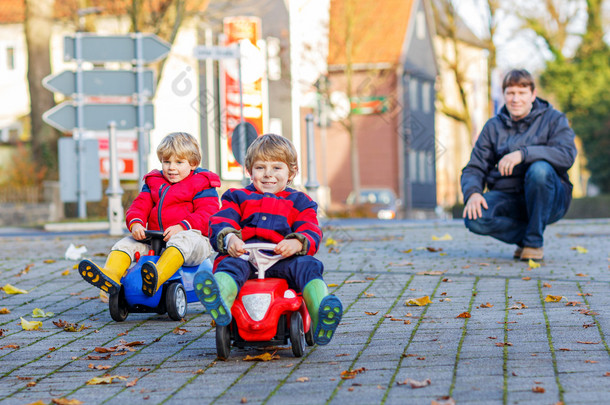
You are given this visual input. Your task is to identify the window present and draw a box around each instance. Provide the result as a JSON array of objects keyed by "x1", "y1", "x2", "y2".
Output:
[
  {"x1": 416, "y1": 11, "x2": 426, "y2": 40},
  {"x1": 409, "y1": 78, "x2": 418, "y2": 110},
  {"x1": 422, "y1": 82, "x2": 431, "y2": 113},
  {"x1": 6, "y1": 46, "x2": 14, "y2": 70}
]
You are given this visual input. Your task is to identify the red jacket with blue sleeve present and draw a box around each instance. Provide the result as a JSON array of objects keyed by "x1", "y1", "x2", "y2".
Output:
[
  {"x1": 126, "y1": 168, "x2": 221, "y2": 234},
  {"x1": 210, "y1": 184, "x2": 322, "y2": 256}
]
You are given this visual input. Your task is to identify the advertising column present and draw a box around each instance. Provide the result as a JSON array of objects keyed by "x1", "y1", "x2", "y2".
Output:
[{"x1": 220, "y1": 16, "x2": 266, "y2": 180}]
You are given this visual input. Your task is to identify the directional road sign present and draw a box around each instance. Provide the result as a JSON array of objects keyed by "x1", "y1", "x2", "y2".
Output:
[
  {"x1": 43, "y1": 69, "x2": 155, "y2": 97},
  {"x1": 43, "y1": 102, "x2": 155, "y2": 132},
  {"x1": 64, "y1": 34, "x2": 171, "y2": 63},
  {"x1": 193, "y1": 45, "x2": 240, "y2": 60}
]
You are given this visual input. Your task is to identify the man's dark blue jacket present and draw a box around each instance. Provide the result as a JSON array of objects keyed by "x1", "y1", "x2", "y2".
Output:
[{"x1": 461, "y1": 97, "x2": 577, "y2": 203}]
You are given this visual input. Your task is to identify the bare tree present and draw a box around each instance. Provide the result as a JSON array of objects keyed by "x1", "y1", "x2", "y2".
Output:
[{"x1": 25, "y1": 0, "x2": 59, "y2": 178}]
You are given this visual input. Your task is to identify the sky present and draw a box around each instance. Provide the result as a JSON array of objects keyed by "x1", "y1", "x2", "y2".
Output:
[{"x1": 453, "y1": 0, "x2": 591, "y2": 75}]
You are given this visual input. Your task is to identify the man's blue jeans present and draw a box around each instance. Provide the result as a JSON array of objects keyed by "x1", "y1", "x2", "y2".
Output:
[{"x1": 464, "y1": 161, "x2": 570, "y2": 248}]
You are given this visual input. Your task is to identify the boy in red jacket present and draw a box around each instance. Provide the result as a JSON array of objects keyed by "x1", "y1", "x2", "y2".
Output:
[
  {"x1": 194, "y1": 134, "x2": 342, "y2": 345},
  {"x1": 79, "y1": 132, "x2": 221, "y2": 297}
]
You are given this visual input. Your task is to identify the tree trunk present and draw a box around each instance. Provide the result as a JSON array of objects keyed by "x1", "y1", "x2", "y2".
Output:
[{"x1": 24, "y1": 0, "x2": 58, "y2": 177}]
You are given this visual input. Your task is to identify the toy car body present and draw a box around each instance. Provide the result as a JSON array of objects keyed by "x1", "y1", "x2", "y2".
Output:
[
  {"x1": 214, "y1": 243, "x2": 314, "y2": 359},
  {"x1": 109, "y1": 230, "x2": 212, "y2": 322}
]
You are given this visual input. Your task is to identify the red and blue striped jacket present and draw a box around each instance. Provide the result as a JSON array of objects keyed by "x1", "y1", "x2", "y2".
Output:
[
  {"x1": 210, "y1": 184, "x2": 322, "y2": 257},
  {"x1": 126, "y1": 168, "x2": 221, "y2": 234}
]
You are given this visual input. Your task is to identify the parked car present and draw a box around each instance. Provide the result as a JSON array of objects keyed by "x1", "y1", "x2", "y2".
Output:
[{"x1": 345, "y1": 188, "x2": 401, "y2": 219}]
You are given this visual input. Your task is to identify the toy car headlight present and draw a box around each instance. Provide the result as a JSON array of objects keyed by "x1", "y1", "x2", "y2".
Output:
[{"x1": 242, "y1": 293, "x2": 272, "y2": 321}]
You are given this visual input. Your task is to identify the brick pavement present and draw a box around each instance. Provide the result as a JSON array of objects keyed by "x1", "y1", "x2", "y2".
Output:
[{"x1": 0, "y1": 218, "x2": 609, "y2": 404}]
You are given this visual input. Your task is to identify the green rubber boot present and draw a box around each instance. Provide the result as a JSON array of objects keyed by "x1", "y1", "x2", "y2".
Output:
[
  {"x1": 303, "y1": 279, "x2": 343, "y2": 345},
  {"x1": 194, "y1": 270, "x2": 238, "y2": 326}
]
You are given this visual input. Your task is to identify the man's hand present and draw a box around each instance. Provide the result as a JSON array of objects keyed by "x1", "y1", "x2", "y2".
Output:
[
  {"x1": 227, "y1": 237, "x2": 246, "y2": 257},
  {"x1": 463, "y1": 193, "x2": 488, "y2": 220},
  {"x1": 131, "y1": 223, "x2": 146, "y2": 240},
  {"x1": 498, "y1": 150, "x2": 523, "y2": 176},
  {"x1": 274, "y1": 239, "x2": 303, "y2": 258},
  {"x1": 163, "y1": 224, "x2": 185, "y2": 241}
]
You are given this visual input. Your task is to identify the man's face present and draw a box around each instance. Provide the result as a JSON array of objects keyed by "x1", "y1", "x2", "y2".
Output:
[{"x1": 503, "y1": 85, "x2": 536, "y2": 121}]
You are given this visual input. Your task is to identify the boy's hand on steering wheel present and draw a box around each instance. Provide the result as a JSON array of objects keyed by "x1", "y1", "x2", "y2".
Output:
[
  {"x1": 163, "y1": 224, "x2": 185, "y2": 242},
  {"x1": 227, "y1": 237, "x2": 246, "y2": 257},
  {"x1": 131, "y1": 223, "x2": 146, "y2": 240},
  {"x1": 275, "y1": 239, "x2": 302, "y2": 258}
]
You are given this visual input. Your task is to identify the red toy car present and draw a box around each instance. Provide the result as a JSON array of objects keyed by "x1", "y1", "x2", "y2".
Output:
[{"x1": 214, "y1": 243, "x2": 314, "y2": 359}]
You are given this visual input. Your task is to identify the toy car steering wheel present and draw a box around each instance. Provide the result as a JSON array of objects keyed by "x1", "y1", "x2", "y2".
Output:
[
  {"x1": 144, "y1": 230, "x2": 166, "y2": 255},
  {"x1": 240, "y1": 243, "x2": 283, "y2": 278}
]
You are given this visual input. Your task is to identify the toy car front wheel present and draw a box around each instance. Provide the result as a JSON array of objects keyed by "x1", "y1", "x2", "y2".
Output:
[
  {"x1": 216, "y1": 324, "x2": 231, "y2": 360},
  {"x1": 109, "y1": 288, "x2": 129, "y2": 322},
  {"x1": 166, "y1": 283, "x2": 187, "y2": 321},
  {"x1": 290, "y1": 312, "x2": 305, "y2": 357}
]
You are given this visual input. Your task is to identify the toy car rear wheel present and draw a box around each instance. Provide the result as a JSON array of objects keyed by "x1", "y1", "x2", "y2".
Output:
[
  {"x1": 290, "y1": 312, "x2": 305, "y2": 357},
  {"x1": 109, "y1": 288, "x2": 129, "y2": 322},
  {"x1": 166, "y1": 283, "x2": 187, "y2": 321},
  {"x1": 305, "y1": 324, "x2": 315, "y2": 347},
  {"x1": 216, "y1": 324, "x2": 231, "y2": 360}
]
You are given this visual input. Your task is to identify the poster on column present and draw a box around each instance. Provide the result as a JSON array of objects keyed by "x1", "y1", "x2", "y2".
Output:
[{"x1": 220, "y1": 16, "x2": 266, "y2": 180}]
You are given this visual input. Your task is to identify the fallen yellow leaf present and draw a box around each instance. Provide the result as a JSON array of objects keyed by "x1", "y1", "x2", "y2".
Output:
[
  {"x1": 432, "y1": 233, "x2": 453, "y2": 241},
  {"x1": 1, "y1": 284, "x2": 28, "y2": 294},
  {"x1": 325, "y1": 238, "x2": 337, "y2": 247},
  {"x1": 61, "y1": 269, "x2": 71, "y2": 276},
  {"x1": 51, "y1": 397, "x2": 84, "y2": 405},
  {"x1": 72, "y1": 264, "x2": 78, "y2": 269},
  {"x1": 571, "y1": 246, "x2": 588, "y2": 254},
  {"x1": 43, "y1": 259, "x2": 56, "y2": 264},
  {"x1": 99, "y1": 290, "x2": 109, "y2": 303},
  {"x1": 0, "y1": 307, "x2": 10, "y2": 314},
  {"x1": 32, "y1": 308, "x2": 54, "y2": 318},
  {"x1": 528, "y1": 260, "x2": 540, "y2": 269},
  {"x1": 86, "y1": 375, "x2": 128, "y2": 385},
  {"x1": 456, "y1": 312, "x2": 471, "y2": 318},
  {"x1": 545, "y1": 295, "x2": 566, "y2": 302},
  {"x1": 244, "y1": 352, "x2": 279, "y2": 361},
  {"x1": 405, "y1": 296, "x2": 431, "y2": 306},
  {"x1": 20, "y1": 317, "x2": 43, "y2": 331}
]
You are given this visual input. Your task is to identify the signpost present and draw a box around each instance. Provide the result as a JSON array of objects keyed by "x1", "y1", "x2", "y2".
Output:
[{"x1": 43, "y1": 32, "x2": 170, "y2": 220}]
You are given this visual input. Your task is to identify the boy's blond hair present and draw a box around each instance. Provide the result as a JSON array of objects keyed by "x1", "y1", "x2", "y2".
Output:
[
  {"x1": 245, "y1": 134, "x2": 299, "y2": 178},
  {"x1": 157, "y1": 132, "x2": 201, "y2": 166}
]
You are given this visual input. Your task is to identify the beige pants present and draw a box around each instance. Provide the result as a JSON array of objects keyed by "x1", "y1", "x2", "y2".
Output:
[{"x1": 112, "y1": 229, "x2": 213, "y2": 266}]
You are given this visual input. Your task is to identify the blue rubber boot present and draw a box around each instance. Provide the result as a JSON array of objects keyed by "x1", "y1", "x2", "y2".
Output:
[
  {"x1": 303, "y1": 279, "x2": 343, "y2": 345},
  {"x1": 194, "y1": 270, "x2": 237, "y2": 326}
]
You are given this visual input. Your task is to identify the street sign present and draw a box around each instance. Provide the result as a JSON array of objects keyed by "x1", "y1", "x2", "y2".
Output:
[
  {"x1": 43, "y1": 69, "x2": 155, "y2": 97},
  {"x1": 58, "y1": 138, "x2": 102, "y2": 203},
  {"x1": 193, "y1": 45, "x2": 240, "y2": 60},
  {"x1": 63, "y1": 34, "x2": 171, "y2": 63},
  {"x1": 43, "y1": 102, "x2": 155, "y2": 132}
]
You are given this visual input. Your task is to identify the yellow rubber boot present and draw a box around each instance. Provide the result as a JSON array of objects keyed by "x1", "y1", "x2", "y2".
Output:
[
  {"x1": 78, "y1": 250, "x2": 131, "y2": 295},
  {"x1": 141, "y1": 247, "x2": 184, "y2": 297}
]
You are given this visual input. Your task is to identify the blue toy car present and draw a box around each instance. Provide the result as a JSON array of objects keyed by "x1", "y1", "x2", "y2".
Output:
[{"x1": 108, "y1": 230, "x2": 212, "y2": 322}]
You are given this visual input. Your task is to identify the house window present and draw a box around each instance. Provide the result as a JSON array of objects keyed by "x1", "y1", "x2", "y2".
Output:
[
  {"x1": 6, "y1": 46, "x2": 15, "y2": 70},
  {"x1": 409, "y1": 78, "x2": 418, "y2": 110},
  {"x1": 422, "y1": 82, "x2": 431, "y2": 113},
  {"x1": 416, "y1": 11, "x2": 426, "y2": 40}
]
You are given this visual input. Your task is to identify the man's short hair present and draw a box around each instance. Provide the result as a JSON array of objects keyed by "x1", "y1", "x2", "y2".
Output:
[
  {"x1": 157, "y1": 132, "x2": 201, "y2": 166},
  {"x1": 245, "y1": 134, "x2": 299, "y2": 178},
  {"x1": 502, "y1": 69, "x2": 535, "y2": 92}
]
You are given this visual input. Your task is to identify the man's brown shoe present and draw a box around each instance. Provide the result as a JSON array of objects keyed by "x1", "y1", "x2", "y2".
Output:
[
  {"x1": 513, "y1": 247, "x2": 523, "y2": 259},
  {"x1": 520, "y1": 247, "x2": 543, "y2": 261}
]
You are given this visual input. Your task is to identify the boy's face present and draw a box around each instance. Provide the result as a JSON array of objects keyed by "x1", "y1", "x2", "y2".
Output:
[
  {"x1": 249, "y1": 160, "x2": 294, "y2": 194},
  {"x1": 161, "y1": 155, "x2": 197, "y2": 183}
]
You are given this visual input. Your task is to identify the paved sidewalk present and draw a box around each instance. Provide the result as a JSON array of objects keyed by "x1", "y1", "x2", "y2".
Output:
[{"x1": 0, "y1": 218, "x2": 609, "y2": 404}]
